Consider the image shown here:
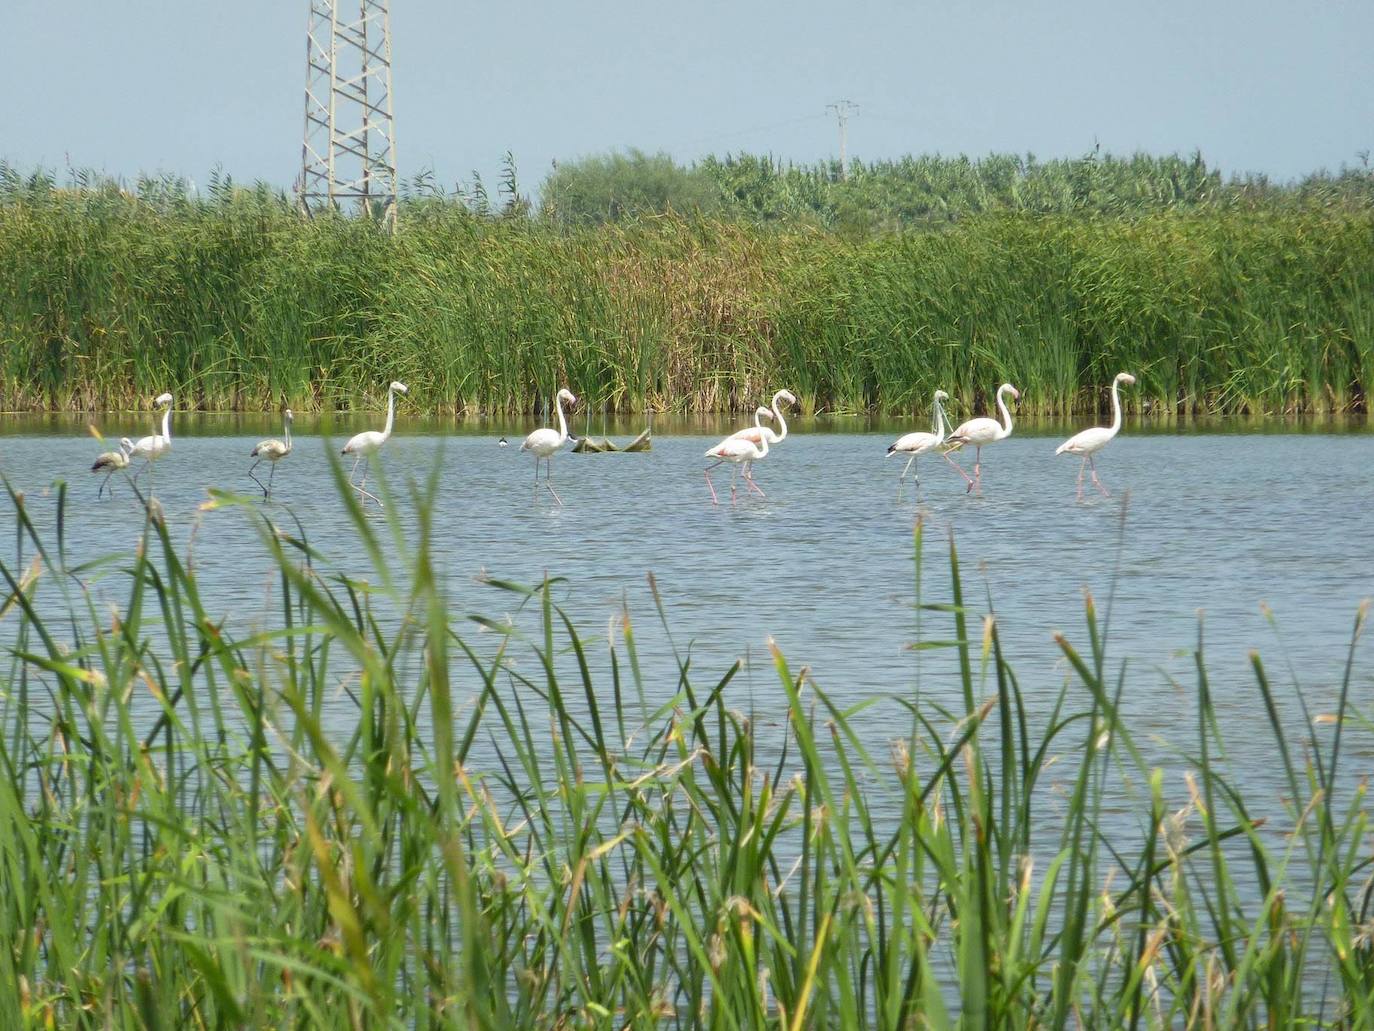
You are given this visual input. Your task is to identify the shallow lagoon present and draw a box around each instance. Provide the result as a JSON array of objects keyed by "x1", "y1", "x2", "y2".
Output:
[{"x1": 3, "y1": 414, "x2": 1370, "y2": 779}]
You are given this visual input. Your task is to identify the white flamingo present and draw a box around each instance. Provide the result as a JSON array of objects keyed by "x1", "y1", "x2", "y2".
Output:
[
  {"x1": 1057, "y1": 372, "x2": 1136, "y2": 499},
  {"x1": 342, "y1": 381, "x2": 407, "y2": 507},
  {"x1": 249, "y1": 409, "x2": 293, "y2": 499},
  {"x1": 129, "y1": 392, "x2": 174, "y2": 490},
  {"x1": 886, "y1": 389, "x2": 949, "y2": 493},
  {"x1": 520, "y1": 388, "x2": 577, "y2": 505},
  {"x1": 944, "y1": 382, "x2": 1019, "y2": 494},
  {"x1": 722, "y1": 405, "x2": 772, "y2": 496},
  {"x1": 728, "y1": 388, "x2": 797, "y2": 447},
  {"x1": 91, "y1": 437, "x2": 134, "y2": 499},
  {"x1": 704, "y1": 407, "x2": 772, "y2": 504},
  {"x1": 728, "y1": 388, "x2": 796, "y2": 485}
]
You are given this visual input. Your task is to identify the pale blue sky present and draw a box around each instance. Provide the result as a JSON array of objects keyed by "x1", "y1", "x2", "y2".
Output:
[{"x1": 6, "y1": 0, "x2": 1371, "y2": 193}]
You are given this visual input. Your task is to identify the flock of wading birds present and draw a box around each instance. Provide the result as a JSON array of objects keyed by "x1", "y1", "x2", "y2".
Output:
[{"x1": 89, "y1": 373, "x2": 1139, "y2": 507}]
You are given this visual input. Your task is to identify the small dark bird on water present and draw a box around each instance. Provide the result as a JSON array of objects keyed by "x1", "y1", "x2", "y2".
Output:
[{"x1": 498, "y1": 437, "x2": 508, "y2": 447}]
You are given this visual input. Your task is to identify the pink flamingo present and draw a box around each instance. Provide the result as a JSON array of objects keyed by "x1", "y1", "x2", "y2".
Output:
[
  {"x1": 944, "y1": 382, "x2": 1019, "y2": 494},
  {"x1": 886, "y1": 389, "x2": 949, "y2": 495},
  {"x1": 342, "y1": 381, "x2": 407, "y2": 508},
  {"x1": 1056, "y1": 372, "x2": 1135, "y2": 499},
  {"x1": 726, "y1": 388, "x2": 796, "y2": 485},
  {"x1": 520, "y1": 387, "x2": 577, "y2": 505},
  {"x1": 704, "y1": 407, "x2": 772, "y2": 504}
]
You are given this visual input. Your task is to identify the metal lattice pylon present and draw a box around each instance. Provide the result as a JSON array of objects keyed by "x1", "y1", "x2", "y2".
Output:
[{"x1": 298, "y1": 0, "x2": 397, "y2": 226}]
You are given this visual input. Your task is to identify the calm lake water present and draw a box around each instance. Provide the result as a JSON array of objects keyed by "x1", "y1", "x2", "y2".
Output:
[{"x1": 3, "y1": 414, "x2": 1372, "y2": 811}]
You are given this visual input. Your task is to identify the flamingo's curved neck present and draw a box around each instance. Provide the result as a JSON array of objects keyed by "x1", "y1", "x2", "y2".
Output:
[
  {"x1": 382, "y1": 389, "x2": 397, "y2": 440},
  {"x1": 160, "y1": 403, "x2": 172, "y2": 443},
  {"x1": 284, "y1": 415, "x2": 294, "y2": 451},
  {"x1": 554, "y1": 394, "x2": 569, "y2": 445},
  {"x1": 755, "y1": 434, "x2": 769, "y2": 459},
  {"x1": 1108, "y1": 379, "x2": 1124, "y2": 437},
  {"x1": 932, "y1": 398, "x2": 946, "y2": 439},
  {"x1": 769, "y1": 391, "x2": 789, "y2": 442},
  {"x1": 996, "y1": 387, "x2": 1014, "y2": 439}
]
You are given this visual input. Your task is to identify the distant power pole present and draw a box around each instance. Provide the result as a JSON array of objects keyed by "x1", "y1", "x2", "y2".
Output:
[
  {"x1": 826, "y1": 100, "x2": 859, "y2": 181},
  {"x1": 298, "y1": 0, "x2": 398, "y2": 228}
]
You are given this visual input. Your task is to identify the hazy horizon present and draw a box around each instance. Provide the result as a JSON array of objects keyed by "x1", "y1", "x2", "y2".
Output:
[{"x1": 5, "y1": 0, "x2": 1370, "y2": 193}]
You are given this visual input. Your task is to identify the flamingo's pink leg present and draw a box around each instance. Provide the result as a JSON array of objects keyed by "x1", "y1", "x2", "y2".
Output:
[
  {"x1": 1090, "y1": 456, "x2": 1110, "y2": 498},
  {"x1": 1076, "y1": 457, "x2": 1087, "y2": 501},
  {"x1": 351, "y1": 456, "x2": 382, "y2": 507},
  {"x1": 704, "y1": 459, "x2": 722, "y2": 504},
  {"x1": 944, "y1": 450, "x2": 974, "y2": 487},
  {"x1": 545, "y1": 457, "x2": 563, "y2": 506}
]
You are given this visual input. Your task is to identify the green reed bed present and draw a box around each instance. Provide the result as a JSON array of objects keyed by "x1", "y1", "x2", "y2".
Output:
[
  {"x1": 1, "y1": 466, "x2": 1370, "y2": 1028},
  {"x1": 1, "y1": 175, "x2": 1372, "y2": 417}
]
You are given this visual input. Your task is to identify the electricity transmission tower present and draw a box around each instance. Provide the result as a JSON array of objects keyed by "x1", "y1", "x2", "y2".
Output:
[
  {"x1": 298, "y1": 0, "x2": 398, "y2": 227},
  {"x1": 826, "y1": 100, "x2": 859, "y2": 181}
]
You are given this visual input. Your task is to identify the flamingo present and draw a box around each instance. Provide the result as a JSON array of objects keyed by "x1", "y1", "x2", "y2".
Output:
[
  {"x1": 342, "y1": 381, "x2": 407, "y2": 507},
  {"x1": 129, "y1": 392, "x2": 174, "y2": 490},
  {"x1": 91, "y1": 438, "x2": 135, "y2": 499},
  {"x1": 723, "y1": 405, "x2": 773, "y2": 496},
  {"x1": 705, "y1": 407, "x2": 772, "y2": 504},
  {"x1": 249, "y1": 409, "x2": 293, "y2": 499},
  {"x1": 727, "y1": 388, "x2": 796, "y2": 485},
  {"x1": 728, "y1": 388, "x2": 797, "y2": 447},
  {"x1": 886, "y1": 389, "x2": 949, "y2": 493},
  {"x1": 520, "y1": 388, "x2": 577, "y2": 505},
  {"x1": 1056, "y1": 372, "x2": 1136, "y2": 499},
  {"x1": 944, "y1": 382, "x2": 1019, "y2": 494}
]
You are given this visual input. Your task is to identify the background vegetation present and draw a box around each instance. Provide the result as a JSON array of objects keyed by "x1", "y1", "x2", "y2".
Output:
[
  {"x1": 2, "y1": 471, "x2": 1370, "y2": 1026},
  {"x1": 545, "y1": 148, "x2": 1374, "y2": 234},
  {"x1": 2, "y1": 155, "x2": 1372, "y2": 415}
]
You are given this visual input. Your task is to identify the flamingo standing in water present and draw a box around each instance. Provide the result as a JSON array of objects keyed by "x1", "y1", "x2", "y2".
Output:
[
  {"x1": 1057, "y1": 372, "x2": 1136, "y2": 499},
  {"x1": 886, "y1": 389, "x2": 949, "y2": 494},
  {"x1": 727, "y1": 388, "x2": 796, "y2": 485},
  {"x1": 249, "y1": 409, "x2": 294, "y2": 499},
  {"x1": 944, "y1": 382, "x2": 1019, "y2": 494},
  {"x1": 129, "y1": 392, "x2": 174, "y2": 491},
  {"x1": 705, "y1": 407, "x2": 772, "y2": 504},
  {"x1": 520, "y1": 387, "x2": 577, "y2": 505},
  {"x1": 723, "y1": 404, "x2": 773, "y2": 496},
  {"x1": 342, "y1": 381, "x2": 407, "y2": 507},
  {"x1": 91, "y1": 438, "x2": 135, "y2": 499}
]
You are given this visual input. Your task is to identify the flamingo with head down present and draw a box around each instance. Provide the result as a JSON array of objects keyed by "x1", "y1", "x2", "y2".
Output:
[
  {"x1": 249, "y1": 409, "x2": 294, "y2": 499},
  {"x1": 91, "y1": 437, "x2": 135, "y2": 499}
]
